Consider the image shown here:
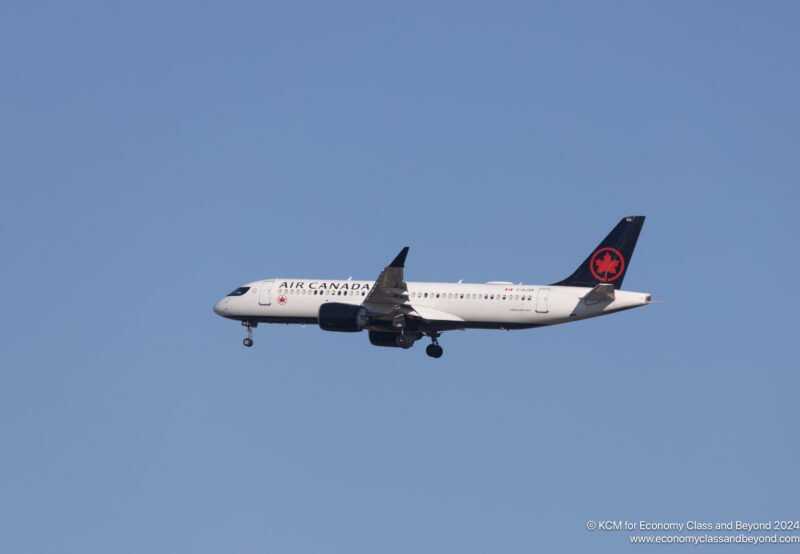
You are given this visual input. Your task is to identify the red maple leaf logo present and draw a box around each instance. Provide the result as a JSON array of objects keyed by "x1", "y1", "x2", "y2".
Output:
[
  {"x1": 590, "y1": 248, "x2": 625, "y2": 282},
  {"x1": 594, "y1": 252, "x2": 620, "y2": 276}
]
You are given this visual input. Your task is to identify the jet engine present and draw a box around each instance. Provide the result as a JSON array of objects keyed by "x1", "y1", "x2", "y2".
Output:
[{"x1": 318, "y1": 303, "x2": 369, "y2": 332}]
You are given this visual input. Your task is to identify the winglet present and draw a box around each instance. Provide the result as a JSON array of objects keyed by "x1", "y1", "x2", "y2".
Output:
[{"x1": 389, "y1": 247, "x2": 409, "y2": 268}]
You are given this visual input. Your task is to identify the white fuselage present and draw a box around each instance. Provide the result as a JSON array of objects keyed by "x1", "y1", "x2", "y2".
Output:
[{"x1": 213, "y1": 278, "x2": 651, "y2": 330}]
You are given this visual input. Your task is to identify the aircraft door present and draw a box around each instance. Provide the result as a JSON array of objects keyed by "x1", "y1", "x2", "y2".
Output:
[
  {"x1": 535, "y1": 288, "x2": 549, "y2": 314},
  {"x1": 259, "y1": 280, "x2": 274, "y2": 305}
]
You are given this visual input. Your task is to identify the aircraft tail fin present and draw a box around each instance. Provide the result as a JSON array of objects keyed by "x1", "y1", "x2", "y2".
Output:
[{"x1": 552, "y1": 216, "x2": 645, "y2": 290}]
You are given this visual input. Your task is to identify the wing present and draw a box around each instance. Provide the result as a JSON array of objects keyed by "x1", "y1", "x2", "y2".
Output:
[
  {"x1": 362, "y1": 247, "x2": 465, "y2": 329},
  {"x1": 363, "y1": 247, "x2": 412, "y2": 313}
]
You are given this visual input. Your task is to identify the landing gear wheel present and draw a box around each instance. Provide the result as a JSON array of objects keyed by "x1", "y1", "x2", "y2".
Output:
[
  {"x1": 395, "y1": 334, "x2": 413, "y2": 349},
  {"x1": 243, "y1": 337, "x2": 254, "y2": 347},
  {"x1": 425, "y1": 332, "x2": 443, "y2": 358},
  {"x1": 426, "y1": 344, "x2": 443, "y2": 358}
]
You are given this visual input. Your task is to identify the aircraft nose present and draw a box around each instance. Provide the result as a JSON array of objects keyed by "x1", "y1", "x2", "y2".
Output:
[{"x1": 213, "y1": 298, "x2": 230, "y2": 316}]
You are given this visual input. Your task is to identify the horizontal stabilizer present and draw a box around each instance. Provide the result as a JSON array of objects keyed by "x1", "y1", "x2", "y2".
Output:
[{"x1": 583, "y1": 283, "x2": 615, "y2": 304}]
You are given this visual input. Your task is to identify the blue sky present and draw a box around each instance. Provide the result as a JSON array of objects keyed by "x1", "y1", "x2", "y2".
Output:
[{"x1": 1, "y1": 2, "x2": 798, "y2": 552}]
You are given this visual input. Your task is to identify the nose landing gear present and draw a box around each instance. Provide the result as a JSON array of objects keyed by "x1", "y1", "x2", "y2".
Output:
[
  {"x1": 425, "y1": 332, "x2": 443, "y2": 358},
  {"x1": 242, "y1": 321, "x2": 256, "y2": 347}
]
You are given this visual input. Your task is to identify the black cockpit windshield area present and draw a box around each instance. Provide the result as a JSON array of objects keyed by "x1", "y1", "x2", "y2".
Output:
[{"x1": 227, "y1": 286, "x2": 250, "y2": 297}]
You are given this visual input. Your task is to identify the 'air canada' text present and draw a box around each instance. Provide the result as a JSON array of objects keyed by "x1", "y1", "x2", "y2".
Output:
[{"x1": 278, "y1": 281, "x2": 371, "y2": 291}]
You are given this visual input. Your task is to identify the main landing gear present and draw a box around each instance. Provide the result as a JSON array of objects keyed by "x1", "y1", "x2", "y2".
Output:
[
  {"x1": 242, "y1": 321, "x2": 256, "y2": 347},
  {"x1": 393, "y1": 328, "x2": 444, "y2": 357},
  {"x1": 393, "y1": 315, "x2": 413, "y2": 349},
  {"x1": 395, "y1": 333, "x2": 413, "y2": 349},
  {"x1": 425, "y1": 332, "x2": 443, "y2": 359}
]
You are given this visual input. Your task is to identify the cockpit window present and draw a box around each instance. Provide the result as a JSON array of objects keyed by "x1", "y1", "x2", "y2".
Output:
[{"x1": 227, "y1": 287, "x2": 250, "y2": 297}]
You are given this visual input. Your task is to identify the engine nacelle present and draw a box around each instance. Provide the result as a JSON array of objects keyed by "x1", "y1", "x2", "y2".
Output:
[
  {"x1": 318, "y1": 303, "x2": 368, "y2": 332},
  {"x1": 368, "y1": 330, "x2": 422, "y2": 348}
]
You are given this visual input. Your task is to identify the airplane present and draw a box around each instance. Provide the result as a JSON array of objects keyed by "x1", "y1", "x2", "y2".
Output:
[{"x1": 213, "y1": 216, "x2": 652, "y2": 358}]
